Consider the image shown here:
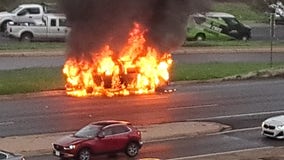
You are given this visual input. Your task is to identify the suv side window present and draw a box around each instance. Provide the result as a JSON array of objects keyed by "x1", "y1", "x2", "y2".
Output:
[
  {"x1": 50, "y1": 19, "x2": 57, "y2": 27},
  {"x1": 112, "y1": 125, "x2": 130, "y2": 134},
  {"x1": 103, "y1": 127, "x2": 113, "y2": 136},
  {"x1": 103, "y1": 125, "x2": 130, "y2": 136},
  {"x1": 0, "y1": 153, "x2": 7, "y2": 159},
  {"x1": 27, "y1": 8, "x2": 40, "y2": 14}
]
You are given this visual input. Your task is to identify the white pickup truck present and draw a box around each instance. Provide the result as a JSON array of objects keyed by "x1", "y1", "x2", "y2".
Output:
[
  {"x1": 0, "y1": 3, "x2": 57, "y2": 32},
  {"x1": 7, "y1": 14, "x2": 70, "y2": 42}
]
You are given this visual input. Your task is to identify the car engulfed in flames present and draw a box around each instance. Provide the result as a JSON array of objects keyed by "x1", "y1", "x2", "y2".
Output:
[{"x1": 63, "y1": 23, "x2": 173, "y2": 97}]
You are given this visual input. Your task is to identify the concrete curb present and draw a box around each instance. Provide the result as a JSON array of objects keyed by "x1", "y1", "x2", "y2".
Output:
[{"x1": 0, "y1": 122, "x2": 229, "y2": 157}]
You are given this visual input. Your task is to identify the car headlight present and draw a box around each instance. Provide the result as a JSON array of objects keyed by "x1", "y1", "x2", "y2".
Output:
[
  {"x1": 64, "y1": 144, "x2": 76, "y2": 150},
  {"x1": 277, "y1": 125, "x2": 284, "y2": 130}
]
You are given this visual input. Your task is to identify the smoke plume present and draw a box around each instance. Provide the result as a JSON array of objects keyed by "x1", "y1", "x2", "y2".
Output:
[{"x1": 59, "y1": 0, "x2": 210, "y2": 57}]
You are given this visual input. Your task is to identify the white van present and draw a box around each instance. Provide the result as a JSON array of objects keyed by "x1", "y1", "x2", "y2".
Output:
[{"x1": 187, "y1": 12, "x2": 251, "y2": 41}]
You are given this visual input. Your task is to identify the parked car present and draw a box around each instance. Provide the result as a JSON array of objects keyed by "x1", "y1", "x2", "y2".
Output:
[
  {"x1": 0, "y1": 150, "x2": 25, "y2": 160},
  {"x1": 0, "y1": 3, "x2": 58, "y2": 32},
  {"x1": 261, "y1": 115, "x2": 284, "y2": 139},
  {"x1": 186, "y1": 12, "x2": 251, "y2": 41},
  {"x1": 52, "y1": 120, "x2": 143, "y2": 160},
  {"x1": 269, "y1": 1, "x2": 284, "y2": 24},
  {"x1": 7, "y1": 13, "x2": 70, "y2": 42}
]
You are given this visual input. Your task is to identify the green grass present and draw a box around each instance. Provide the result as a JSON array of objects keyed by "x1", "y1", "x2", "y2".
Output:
[
  {"x1": 0, "y1": 67, "x2": 65, "y2": 95},
  {"x1": 213, "y1": 2, "x2": 268, "y2": 23},
  {"x1": 0, "y1": 42, "x2": 66, "y2": 51},
  {"x1": 183, "y1": 40, "x2": 284, "y2": 48},
  {"x1": 1, "y1": 63, "x2": 284, "y2": 95},
  {"x1": 172, "y1": 63, "x2": 284, "y2": 81}
]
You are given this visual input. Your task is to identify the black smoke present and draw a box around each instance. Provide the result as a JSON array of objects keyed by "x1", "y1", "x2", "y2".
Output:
[{"x1": 59, "y1": 0, "x2": 210, "y2": 57}]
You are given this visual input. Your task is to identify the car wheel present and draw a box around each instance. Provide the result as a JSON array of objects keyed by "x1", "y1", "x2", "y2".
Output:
[
  {"x1": 20, "y1": 32, "x2": 33, "y2": 42},
  {"x1": 0, "y1": 20, "x2": 11, "y2": 32},
  {"x1": 78, "y1": 148, "x2": 91, "y2": 160},
  {"x1": 195, "y1": 33, "x2": 205, "y2": 41},
  {"x1": 125, "y1": 142, "x2": 139, "y2": 157},
  {"x1": 241, "y1": 36, "x2": 248, "y2": 41}
]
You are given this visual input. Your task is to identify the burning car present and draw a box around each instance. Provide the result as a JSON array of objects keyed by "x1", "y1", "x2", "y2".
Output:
[
  {"x1": 52, "y1": 120, "x2": 143, "y2": 160},
  {"x1": 63, "y1": 23, "x2": 173, "y2": 97}
]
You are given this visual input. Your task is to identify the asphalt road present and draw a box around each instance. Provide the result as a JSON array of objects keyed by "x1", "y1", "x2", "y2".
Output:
[
  {"x1": 10, "y1": 79, "x2": 283, "y2": 160},
  {"x1": 1, "y1": 79, "x2": 284, "y2": 160},
  {"x1": 27, "y1": 129, "x2": 283, "y2": 160},
  {"x1": 252, "y1": 23, "x2": 284, "y2": 40},
  {"x1": 2, "y1": 79, "x2": 284, "y2": 137}
]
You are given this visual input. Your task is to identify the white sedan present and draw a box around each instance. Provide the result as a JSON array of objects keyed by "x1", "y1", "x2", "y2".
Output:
[{"x1": 261, "y1": 115, "x2": 284, "y2": 139}]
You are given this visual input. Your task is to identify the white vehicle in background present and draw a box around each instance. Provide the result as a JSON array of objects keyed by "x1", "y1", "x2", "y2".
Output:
[
  {"x1": 261, "y1": 115, "x2": 284, "y2": 139},
  {"x1": 269, "y1": 0, "x2": 284, "y2": 24},
  {"x1": 0, "y1": 3, "x2": 57, "y2": 32},
  {"x1": 7, "y1": 14, "x2": 70, "y2": 42}
]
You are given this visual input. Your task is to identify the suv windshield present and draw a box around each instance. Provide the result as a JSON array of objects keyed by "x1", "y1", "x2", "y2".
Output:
[
  {"x1": 8, "y1": 7, "x2": 23, "y2": 14},
  {"x1": 74, "y1": 125, "x2": 102, "y2": 138}
]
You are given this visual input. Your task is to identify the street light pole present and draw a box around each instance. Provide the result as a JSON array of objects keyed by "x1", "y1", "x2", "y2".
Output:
[{"x1": 270, "y1": 13, "x2": 275, "y2": 67}]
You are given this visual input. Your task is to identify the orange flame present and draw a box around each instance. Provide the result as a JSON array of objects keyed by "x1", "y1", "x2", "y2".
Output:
[{"x1": 63, "y1": 23, "x2": 173, "y2": 97}]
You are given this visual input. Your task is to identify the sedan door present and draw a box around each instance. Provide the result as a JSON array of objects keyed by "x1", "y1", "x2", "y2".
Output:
[{"x1": 93, "y1": 126, "x2": 130, "y2": 153}]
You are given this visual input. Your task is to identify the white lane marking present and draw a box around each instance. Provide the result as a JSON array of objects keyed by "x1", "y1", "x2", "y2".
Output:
[
  {"x1": 187, "y1": 110, "x2": 284, "y2": 121},
  {"x1": 144, "y1": 136, "x2": 186, "y2": 143},
  {"x1": 166, "y1": 146, "x2": 274, "y2": 160},
  {"x1": 168, "y1": 104, "x2": 218, "y2": 111},
  {"x1": 208, "y1": 127, "x2": 261, "y2": 136},
  {"x1": 0, "y1": 121, "x2": 14, "y2": 126}
]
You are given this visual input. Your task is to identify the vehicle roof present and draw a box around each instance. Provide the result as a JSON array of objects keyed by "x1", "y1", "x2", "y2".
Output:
[
  {"x1": 91, "y1": 120, "x2": 131, "y2": 127},
  {"x1": 18, "y1": 4, "x2": 43, "y2": 8},
  {"x1": 266, "y1": 115, "x2": 284, "y2": 122},
  {"x1": 0, "y1": 150, "x2": 18, "y2": 157},
  {"x1": 206, "y1": 12, "x2": 235, "y2": 18}
]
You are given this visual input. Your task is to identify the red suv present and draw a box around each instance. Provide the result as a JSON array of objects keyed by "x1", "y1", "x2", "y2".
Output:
[{"x1": 52, "y1": 120, "x2": 143, "y2": 160}]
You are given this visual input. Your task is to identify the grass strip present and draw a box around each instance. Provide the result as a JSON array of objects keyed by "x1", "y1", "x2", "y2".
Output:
[
  {"x1": 183, "y1": 40, "x2": 284, "y2": 48},
  {"x1": 0, "y1": 42, "x2": 66, "y2": 51},
  {"x1": 0, "y1": 67, "x2": 65, "y2": 95}
]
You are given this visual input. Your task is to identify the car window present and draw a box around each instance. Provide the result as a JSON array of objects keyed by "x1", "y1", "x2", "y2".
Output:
[
  {"x1": 193, "y1": 16, "x2": 206, "y2": 25},
  {"x1": 59, "y1": 18, "x2": 67, "y2": 26},
  {"x1": 74, "y1": 124, "x2": 101, "y2": 138},
  {"x1": 113, "y1": 126, "x2": 130, "y2": 135},
  {"x1": 27, "y1": 8, "x2": 40, "y2": 14},
  {"x1": 17, "y1": 9, "x2": 28, "y2": 16},
  {"x1": 103, "y1": 127, "x2": 113, "y2": 136},
  {"x1": 9, "y1": 7, "x2": 23, "y2": 14},
  {"x1": 0, "y1": 153, "x2": 7, "y2": 159},
  {"x1": 223, "y1": 17, "x2": 240, "y2": 26},
  {"x1": 50, "y1": 19, "x2": 57, "y2": 27},
  {"x1": 103, "y1": 125, "x2": 130, "y2": 136}
]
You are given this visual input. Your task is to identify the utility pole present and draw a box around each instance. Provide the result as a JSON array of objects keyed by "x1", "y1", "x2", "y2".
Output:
[{"x1": 270, "y1": 12, "x2": 275, "y2": 67}]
